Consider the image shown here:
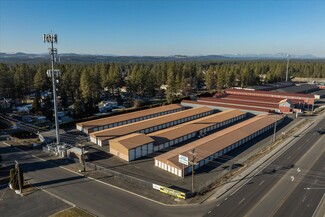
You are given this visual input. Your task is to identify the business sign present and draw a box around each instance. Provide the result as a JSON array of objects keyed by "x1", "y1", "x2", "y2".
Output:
[
  {"x1": 179, "y1": 154, "x2": 188, "y2": 165},
  {"x1": 152, "y1": 184, "x2": 186, "y2": 199}
]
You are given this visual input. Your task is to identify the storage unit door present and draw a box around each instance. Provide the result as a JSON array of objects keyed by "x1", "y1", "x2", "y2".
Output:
[
  {"x1": 129, "y1": 149, "x2": 135, "y2": 161},
  {"x1": 136, "y1": 147, "x2": 141, "y2": 159},
  {"x1": 142, "y1": 144, "x2": 147, "y2": 156}
]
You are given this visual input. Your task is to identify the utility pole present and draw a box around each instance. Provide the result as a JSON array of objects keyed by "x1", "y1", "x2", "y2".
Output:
[
  {"x1": 43, "y1": 34, "x2": 60, "y2": 145},
  {"x1": 286, "y1": 54, "x2": 290, "y2": 82},
  {"x1": 189, "y1": 148, "x2": 197, "y2": 194}
]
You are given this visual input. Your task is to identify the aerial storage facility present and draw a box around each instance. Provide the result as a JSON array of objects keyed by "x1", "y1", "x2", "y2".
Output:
[
  {"x1": 109, "y1": 109, "x2": 246, "y2": 161},
  {"x1": 154, "y1": 113, "x2": 285, "y2": 177},
  {"x1": 90, "y1": 106, "x2": 214, "y2": 146},
  {"x1": 76, "y1": 104, "x2": 183, "y2": 134}
]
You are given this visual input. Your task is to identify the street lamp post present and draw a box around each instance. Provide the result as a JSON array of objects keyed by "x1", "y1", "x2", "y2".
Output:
[{"x1": 43, "y1": 33, "x2": 60, "y2": 145}]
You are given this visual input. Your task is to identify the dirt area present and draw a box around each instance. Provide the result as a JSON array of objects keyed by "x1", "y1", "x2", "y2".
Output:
[{"x1": 50, "y1": 207, "x2": 94, "y2": 217}]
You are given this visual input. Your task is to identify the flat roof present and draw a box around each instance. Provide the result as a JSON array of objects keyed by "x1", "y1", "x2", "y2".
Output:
[
  {"x1": 110, "y1": 133, "x2": 154, "y2": 150},
  {"x1": 312, "y1": 89, "x2": 325, "y2": 95},
  {"x1": 275, "y1": 84, "x2": 319, "y2": 94},
  {"x1": 155, "y1": 114, "x2": 284, "y2": 170},
  {"x1": 90, "y1": 106, "x2": 214, "y2": 140},
  {"x1": 76, "y1": 104, "x2": 183, "y2": 128},
  {"x1": 225, "y1": 88, "x2": 314, "y2": 99},
  {"x1": 149, "y1": 109, "x2": 245, "y2": 144}
]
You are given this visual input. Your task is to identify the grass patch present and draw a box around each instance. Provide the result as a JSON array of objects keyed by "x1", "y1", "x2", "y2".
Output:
[{"x1": 50, "y1": 207, "x2": 94, "y2": 217}]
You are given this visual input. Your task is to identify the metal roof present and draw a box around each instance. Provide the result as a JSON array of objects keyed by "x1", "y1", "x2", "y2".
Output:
[
  {"x1": 90, "y1": 106, "x2": 214, "y2": 140},
  {"x1": 108, "y1": 109, "x2": 245, "y2": 150},
  {"x1": 76, "y1": 104, "x2": 183, "y2": 128},
  {"x1": 199, "y1": 97, "x2": 279, "y2": 110},
  {"x1": 149, "y1": 109, "x2": 245, "y2": 143},
  {"x1": 181, "y1": 100, "x2": 270, "y2": 113},
  {"x1": 109, "y1": 133, "x2": 154, "y2": 150},
  {"x1": 226, "y1": 88, "x2": 314, "y2": 99},
  {"x1": 155, "y1": 114, "x2": 284, "y2": 170}
]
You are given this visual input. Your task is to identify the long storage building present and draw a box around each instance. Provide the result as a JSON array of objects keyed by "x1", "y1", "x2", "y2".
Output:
[
  {"x1": 154, "y1": 113, "x2": 285, "y2": 177},
  {"x1": 76, "y1": 104, "x2": 184, "y2": 134},
  {"x1": 181, "y1": 100, "x2": 271, "y2": 114},
  {"x1": 90, "y1": 106, "x2": 214, "y2": 146},
  {"x1": 225, "y1": 88, "x2": 314, "y2": 105},
  {"x1": 109, "y1": 109, "x2": 246, "y2": 161}
]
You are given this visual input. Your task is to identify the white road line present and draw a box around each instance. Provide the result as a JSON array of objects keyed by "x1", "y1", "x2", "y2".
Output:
[
  {"x1": 239, "y1": 198, "x2": 245, "y2": 205},
  {"x1": 216, "y1": 204, "x2": 220, "y2": 207},
  {"x1": 302, "y1": 196, "x2": 307, "y2": 202},
  {"x1": 42, "y1": 188, "x2": 75, "y2": 207},
  {"x1": 32, "y1": 154, "x2": 46, "y2": 162},
  {"x1": 287, "y1": 156, "x2": 291, "y2": 160},
  {"x1": 208, "y1": 211, "x2": 212, "y2": 214},
  {"x1": 259, "y1": 180, "x2": 265, "y2": 186},
  {"x1": 224, "y1": 197, "x2": 228, "y2": 201}
]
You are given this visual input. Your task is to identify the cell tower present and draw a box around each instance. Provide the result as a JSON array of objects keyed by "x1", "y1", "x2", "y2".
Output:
[{"x1": 43, "y1": 33, "x2": 60, "y2": 145}]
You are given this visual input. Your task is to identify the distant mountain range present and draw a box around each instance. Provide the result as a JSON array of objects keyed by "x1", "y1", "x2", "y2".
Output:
[{"x1": 0, "y1": 52, "x2": 322, "y2": 64}]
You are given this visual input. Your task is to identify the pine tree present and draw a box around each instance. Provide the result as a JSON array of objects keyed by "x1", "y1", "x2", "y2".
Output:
[{"x1": 166, "y1": 67, "x2": 175, "y2": 103}]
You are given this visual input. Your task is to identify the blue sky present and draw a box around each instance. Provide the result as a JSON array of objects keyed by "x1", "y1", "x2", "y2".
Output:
[{"x1": 1, "y1": 0, "x2": 325, "y2": 56}]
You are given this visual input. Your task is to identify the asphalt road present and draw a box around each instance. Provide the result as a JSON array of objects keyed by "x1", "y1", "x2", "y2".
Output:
[
  {"x1": 0, "y1": 144, "x2": 215, "y2": 217},
  {"x1": 204, "y1": 115, "x2": 325, "y2": 217},
  {"x1": 273, "y1": 151, "x2": 324, "y2": 217},
  {"x1": 1, "y1": 115, "x2": 324, "y2": 217}
]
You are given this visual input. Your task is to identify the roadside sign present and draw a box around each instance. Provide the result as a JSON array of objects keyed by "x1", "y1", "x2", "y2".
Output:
[
  {"x1": 179, "y1": 154, "x2": 188, "y2": 165},
  {"x1": 152, "y1": 183, "x2": 187, "y2": 199}
]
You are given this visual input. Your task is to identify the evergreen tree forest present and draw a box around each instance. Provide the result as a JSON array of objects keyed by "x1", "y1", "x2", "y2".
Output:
[{"x1": 0, "y1": 60, "x2": 324, "y2": 114}]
